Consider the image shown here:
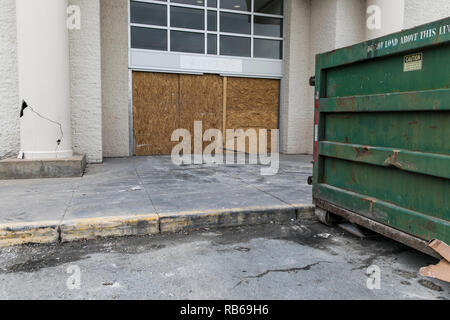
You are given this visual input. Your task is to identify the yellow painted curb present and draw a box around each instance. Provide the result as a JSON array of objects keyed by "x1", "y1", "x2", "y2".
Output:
[
  {"x1": 60, "y1": 214, "x2": 160, "y2": 242},
  {"x1": 0, "y1": 220, "x2": 59, "y2": 247},
  {"x1": 159, "y1": 204, "x2": 314, "y2": 233},
  {"x1": 0, "y1": 204, "x2": 315, "y2": 247}
]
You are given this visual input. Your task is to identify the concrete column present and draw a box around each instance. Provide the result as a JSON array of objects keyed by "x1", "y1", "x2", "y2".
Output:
[
  {"x1": 70, "y1": 0, "x2": 103, "y2": 163},
  {"x1": 366, "y1": 0, "x2": 405, "y2": 39},
  {"x1": 101, "y1": 0, "x2": 130, "y2": 158},
  {"x1": 280, "y1": 0, "x2": 312, "y2": 154},
  {"x1": 16, "y1": 0, "x2": 73, "y2": 159}
]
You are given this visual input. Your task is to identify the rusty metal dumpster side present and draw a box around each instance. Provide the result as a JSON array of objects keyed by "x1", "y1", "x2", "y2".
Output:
[{"x1": 312, "y1": 17, "x2": 450, "y2": 255}]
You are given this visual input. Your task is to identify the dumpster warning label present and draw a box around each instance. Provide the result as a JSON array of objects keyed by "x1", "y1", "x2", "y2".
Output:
[{"x1": 404, "y1": 53, "x2": 423, "y2": 72}]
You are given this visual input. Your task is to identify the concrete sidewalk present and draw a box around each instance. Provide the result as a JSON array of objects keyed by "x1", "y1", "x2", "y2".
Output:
[{"x1": 0, "y1": 155, "x2": 314, "y2": 246}]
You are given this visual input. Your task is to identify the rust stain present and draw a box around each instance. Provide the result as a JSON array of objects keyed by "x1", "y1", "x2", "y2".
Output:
[
  {"x1": 350, "y1": 96, "x2": 356, "y2": 111},
  {"x1": 361, "y1": 197, "x2": 376, "y2": 216},
  {"x1": 402, "y1": 132, "x2": 410, "y2": 142},
  {"x1": 350, "y1": 169, "x2": 356, "y2": 183},
  {"x1": 408, "y1": 120, "x2": 418, "y2": 125},
  {"x1": 331, "y1": 159, "x2": 336, "y2": 173},
  {"x1": 336, "y1": 96, "x2": 355, "y2": 110},
  {"x1": 383, "y1": 150, "x2": 417, "y2": 171},
  {"x1": 433, "y1": 100, "x2": 440, "y2": 110},
  {"x1": 354, "y1": 146, "x2": 372, "y2": 159},
  {"x1": 384, "y1": 150, "x2": 401, "y2": 168},
  {"x1": 429, "y1": 126, "x2": 438, "y2": 129},
  {"x1": 427, "y1": 220, "x2": 437, "y2": 233}
]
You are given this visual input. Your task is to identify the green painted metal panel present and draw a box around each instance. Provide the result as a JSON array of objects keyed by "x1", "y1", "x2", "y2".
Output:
[
  {"x1": 316, "y1": 18, "x2": 450, "y2": 69},
  {"x1": 325, "y1": 111, "x2": 450, "y2": 154},
  {"x1": 322, "y1": 158, "x2": 449, "y2": 221},
  {"x1": 320, "y1": 89, "x2": 450, "y2": 113},
  {"x1": 316, "y1": 184, "x2": 450, "y2": 244},
  {"x1": 325, "y1": 44, "x2": 450, "y2": 97},
  {"x1": 319, "y1": 141, "x2": 450, "y2": 179},
  {"x1": 313, "y1": 17, "x2": 450, "y2": 248}
]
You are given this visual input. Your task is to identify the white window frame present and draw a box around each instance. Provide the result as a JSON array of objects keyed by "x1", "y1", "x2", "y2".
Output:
[{"x1": 128, "y1": 0, "x2": 285, "y2": 78}]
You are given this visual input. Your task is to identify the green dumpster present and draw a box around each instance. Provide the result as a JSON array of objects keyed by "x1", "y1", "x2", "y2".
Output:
[{"x1": 312, "y1": 17, "x2": 450, "y2": 257}]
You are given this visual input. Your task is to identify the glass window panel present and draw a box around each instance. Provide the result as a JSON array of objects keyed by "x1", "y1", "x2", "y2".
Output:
[
  {"x1": 171, "y1": 0, "x2": 205, "y2": 6},
  {"x1": 254, "y1": 17, "x2": 282, "y2": 37},
  {"x1": 131, "y1": 27, "x2": 167, "y2": 51},
  {"x1": 220, "y1": 12, "x2": 251, "y2": 34},
  {"x1": 171, "y1": 7, "x2": 204, "y2": 30},
  {"x1": 207, "y1": 11, "x2": 217, "y2": 31},
  {"x1": 207, "y1": 0, "x2": 217, "y2": 8},
  {"x1": 171, "y1": 31, "x2": 205, "y2": 54},
  {"x1": 254, "y1": 38, "x2": 282, "y2": 59},
  {"x1": 220, "y1": 0, "x2": 251, "y2": 11},
  {"x1": 130, "y1": 2, "x2": 167, "y2": 26},
  {"x1": 254, "y1": 0, "x2": 283, "y2": 15},
  {"x1": 220, "y1": 36, "x2": 250, "y2": 57},
  {"x1": 207, "y1": 34, "x2": 217, "y2": 54}
]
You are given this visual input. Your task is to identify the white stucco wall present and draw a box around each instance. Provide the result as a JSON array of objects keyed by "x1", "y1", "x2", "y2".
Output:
[
  {"x1": 336, "y1": 0, "x2": 367, "y2": 47},
  {"x1": 310, "y1": 0, "x2": 338, "y2": 56},
  {"x1": 101, "y1": 0, "x2": 130, "y2": 158},
  {"x1": 281, "y1": 0, "x2": 366, "y2": 155},
  {"x1": 69, "y1": 0, "x2": 103, "y2": 163},
  {"x1": 309, "y1": 0, "x2": 366, "y2": 78},
  {"x1": 404, "y1": 0, "x2": 450, "y2": 29},
  {"x1": 0, "y1": 0, "x2": 19, "y2": 159},
  {"x1": 366, "y1": 0, "x2": 405, "y2": 39},
  {"x1": 1, "y1": 0, "x2": 448, "y2": 160}
]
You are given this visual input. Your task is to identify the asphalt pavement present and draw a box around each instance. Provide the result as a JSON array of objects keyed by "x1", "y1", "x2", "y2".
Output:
[{"x1": 0, "y1": 221, "x2": 448, "y2": 300}]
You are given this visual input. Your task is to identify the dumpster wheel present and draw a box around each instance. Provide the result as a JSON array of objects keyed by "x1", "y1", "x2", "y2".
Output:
[{"x1": 315, "y1": 207, "x2": 341, "y2": 227}]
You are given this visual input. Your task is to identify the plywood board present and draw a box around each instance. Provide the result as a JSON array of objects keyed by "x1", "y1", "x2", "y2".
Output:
[
  {"x1": 132, "y1": 73, "x2": 278, "y2": 156},
  {"x1": 225, "y1": 77, "x2": 280, "y2": 153},
  {"x1": 179, "y1": 74, "x2": 223, "y2": 154},
  {"x1": 222, "y1": 77, "x2": 227, "y2": 148},
  {"x1": 132, "y1": 72, "x2": 180, "y2": 155}
]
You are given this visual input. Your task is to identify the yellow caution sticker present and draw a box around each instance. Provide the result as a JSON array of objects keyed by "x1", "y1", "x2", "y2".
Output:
[{"x1": 404, "y1": 52, "x2": 423, "y2": 72}]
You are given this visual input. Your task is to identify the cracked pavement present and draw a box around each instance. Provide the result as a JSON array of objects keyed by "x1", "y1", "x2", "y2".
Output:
[{"x1": 0, "y1": 221, "x2": 448, "y2": 300}]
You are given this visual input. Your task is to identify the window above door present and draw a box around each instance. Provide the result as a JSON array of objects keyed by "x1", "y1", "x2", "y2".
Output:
[{"x1": 129, "y1": 0, "x2": 284, "y2": 78}]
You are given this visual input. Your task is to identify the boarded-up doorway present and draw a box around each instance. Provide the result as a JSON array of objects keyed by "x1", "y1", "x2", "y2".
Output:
[
  {"x1": 225, "y1": 77, "x2": 279, "y2": 153},
  {"x1": 132, "y1": 72, "x2": 279, "y2": 156}
]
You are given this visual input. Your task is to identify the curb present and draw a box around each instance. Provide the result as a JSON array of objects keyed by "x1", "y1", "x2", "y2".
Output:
[
  {"x1": 60, "y1": 214, "x2": 160, "y2": 243},
  {"x1": 0, "y1": 204, "x2": 315, "y2": 247},
  {"x1": 0, "y1": 220, "x2": 59, "y2": 247},
  {"x1": 160, "y1": 205, "x2": 297, "y2": 233}
]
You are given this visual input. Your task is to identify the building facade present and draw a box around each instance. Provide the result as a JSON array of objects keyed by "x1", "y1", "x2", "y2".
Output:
[{"x1": 1, "y1": 0, "x2": 449, "y2": 163}]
